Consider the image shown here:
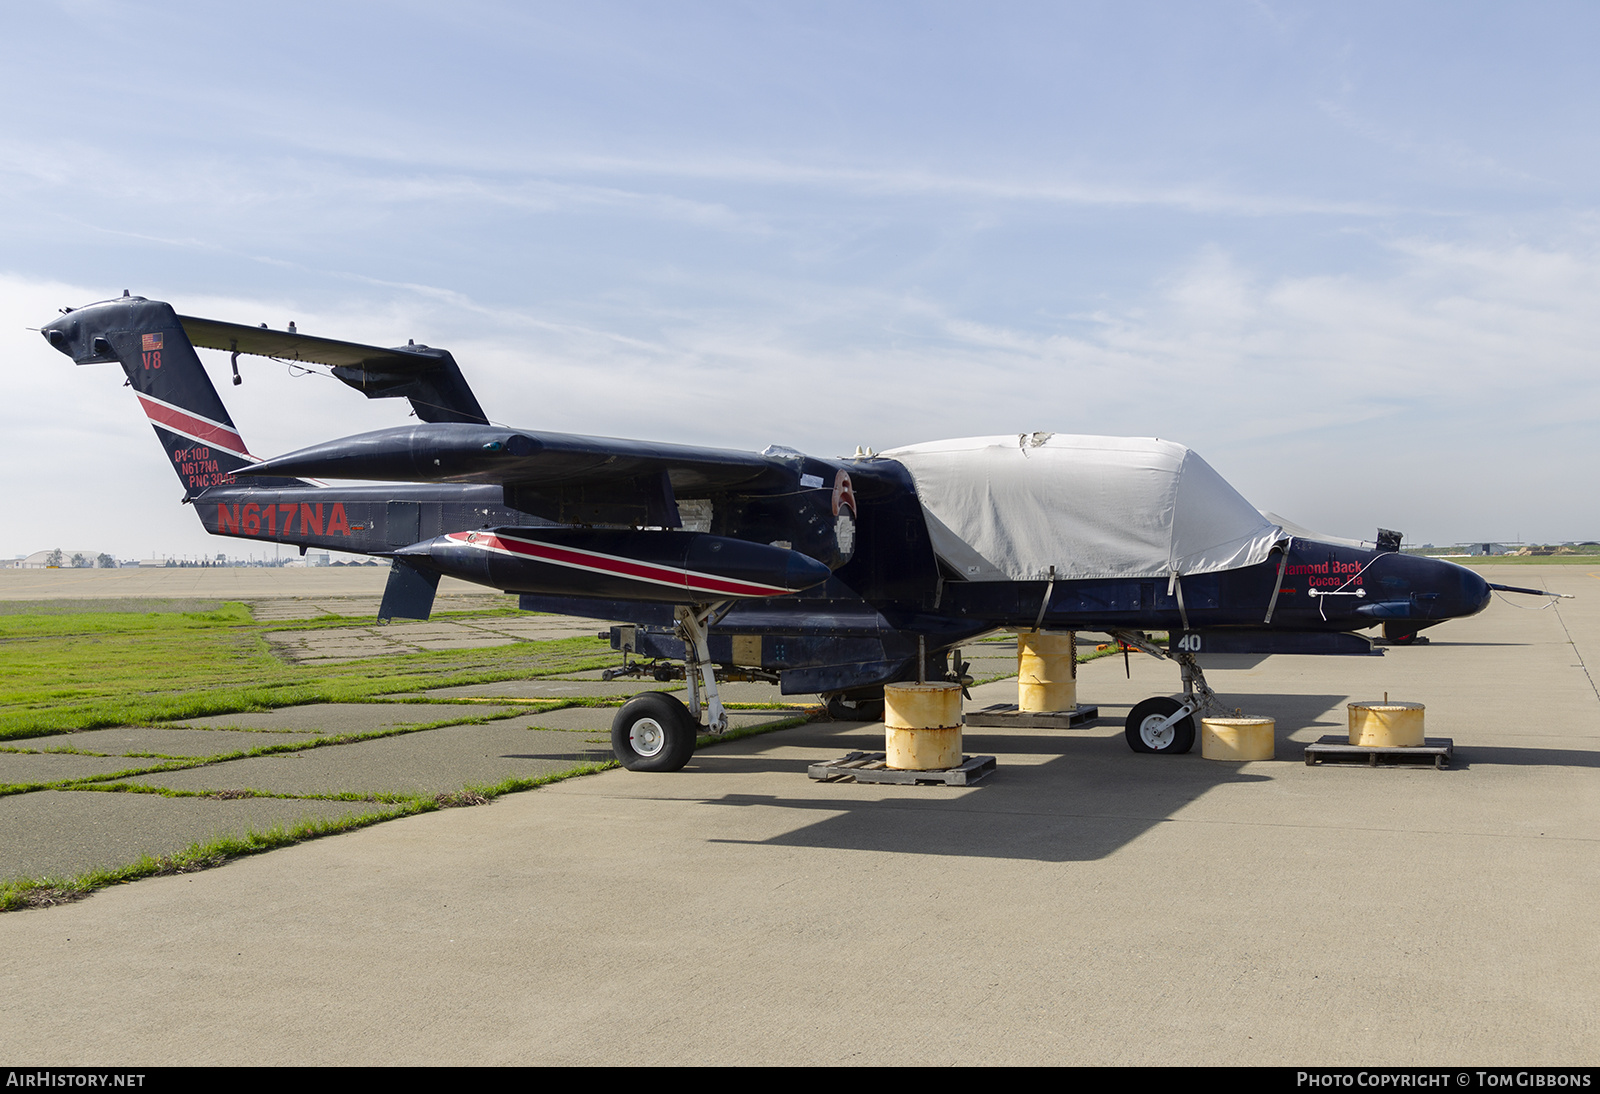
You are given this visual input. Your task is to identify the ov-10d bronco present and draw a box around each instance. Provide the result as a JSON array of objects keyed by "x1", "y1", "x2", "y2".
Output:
[{"x1": 44, "y1": 292, "x2": 1517, "y2": 771}]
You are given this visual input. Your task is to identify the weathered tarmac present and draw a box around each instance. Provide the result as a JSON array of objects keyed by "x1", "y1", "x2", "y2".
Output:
[
  {"x1": 0, "y1": 566, "x2": 815, "y2": 884},
  {"x1": 0, "y1": 564, "x2": 1596, "y2": 1065}
]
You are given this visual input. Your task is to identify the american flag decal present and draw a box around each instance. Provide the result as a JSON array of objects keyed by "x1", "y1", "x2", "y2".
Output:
[{"x1": 142, "y1": 332, "x2": 163, "y2": 351}]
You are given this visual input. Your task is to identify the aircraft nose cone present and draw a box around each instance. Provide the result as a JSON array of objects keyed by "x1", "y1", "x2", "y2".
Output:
[
  {"x1": 1461, "y1": 566, "x2": 1492, "y2": 617},
  {"x1": 1430, "y1": 558, "x2": 1491, "y2": 620}
]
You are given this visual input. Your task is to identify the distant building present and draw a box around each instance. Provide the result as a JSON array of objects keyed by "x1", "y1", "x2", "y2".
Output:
[
  {"x1": 1455, "y1": 542, "x2": 1515, "y2": 556},
  {"x1": 17, "y1": 549, "x2": 116, "y2": 568}
]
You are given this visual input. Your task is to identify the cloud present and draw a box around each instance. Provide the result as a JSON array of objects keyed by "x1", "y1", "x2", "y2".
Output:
[
  {"x1": 9, "y1": 218, "x2": 1600, "y2": 558},
  {"x1": 421, "y1": 229, "x2": 1600, "y2": 542}
]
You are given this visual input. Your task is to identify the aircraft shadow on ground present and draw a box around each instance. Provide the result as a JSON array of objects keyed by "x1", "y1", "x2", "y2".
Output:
[
  {"x1": 695, "y1": 692, "x2": 1347, "y2": 863},
  {"x1": 1390, "y1": 641, "x2": 1526, "y2": 648},
  {"x1": 1445, "y1": 745, "x2": 1600, "y2": 770}
]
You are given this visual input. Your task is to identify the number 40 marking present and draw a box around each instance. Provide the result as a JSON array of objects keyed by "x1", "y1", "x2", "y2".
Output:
[{"x1": 1176, "y1": 633, "x2": 1203, "y2": 652}]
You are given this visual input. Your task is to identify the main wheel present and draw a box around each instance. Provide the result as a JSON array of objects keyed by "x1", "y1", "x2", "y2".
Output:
[
  {"x1": 1124, "y1": 696, "x2": 1195, "y2": 755},
  {"x1": 611, "y1": 692, "x2": 697, "y2": 772}
]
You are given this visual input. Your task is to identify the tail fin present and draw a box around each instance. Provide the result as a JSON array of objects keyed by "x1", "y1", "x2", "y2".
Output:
[{"x1": 41, "y1": 294, "x2": 303, "y2": 493}]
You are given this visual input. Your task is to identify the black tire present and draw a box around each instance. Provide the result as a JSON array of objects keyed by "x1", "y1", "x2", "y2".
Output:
[
  {"x1": 1124, "y1": 696, "x2": 1195, "y2": 755},
  {"x1": 1383, "y1": 623, "x2": 1432, "y2": 645},
  {"x1": 611, "y1": 692, "x2": 697, "y2": 772},
  {"x1": 825, "y1": 694, "x2": 886, "y2": 721}
]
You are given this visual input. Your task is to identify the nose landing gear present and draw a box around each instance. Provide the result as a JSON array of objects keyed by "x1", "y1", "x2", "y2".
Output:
[
  {"x1": 1107, "y1": 630, "x2": 1224, "y2": 756},
  {"x1": 1125, "y1": 696, "x2": 1196, "y2": 754}
]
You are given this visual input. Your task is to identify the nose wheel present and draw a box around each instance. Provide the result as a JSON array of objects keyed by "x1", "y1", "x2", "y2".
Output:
[{"x1": 1124, "y1": 696, "x2": 1196, "y2": 754}]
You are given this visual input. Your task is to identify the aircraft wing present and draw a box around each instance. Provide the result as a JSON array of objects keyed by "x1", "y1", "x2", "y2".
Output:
[
  {"x1": 177, "y1": 315, "x2": 488, "y2": 426},
  {"x1": 239, "y1": 423, "x2": 806, "y2": 525},
  {"x1": 241, "y1": 423, "x2": 782, "y2": 487}
]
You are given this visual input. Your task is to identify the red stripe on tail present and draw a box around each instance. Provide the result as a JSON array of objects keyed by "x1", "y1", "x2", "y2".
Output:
[{"x1": 136, "y1": 395, "x2": 250, "y2": 455}]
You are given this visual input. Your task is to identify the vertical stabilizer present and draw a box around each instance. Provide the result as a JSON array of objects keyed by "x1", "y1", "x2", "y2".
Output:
[{"x1": 41, "y1": 294, "x2": 304, "y2": 493}]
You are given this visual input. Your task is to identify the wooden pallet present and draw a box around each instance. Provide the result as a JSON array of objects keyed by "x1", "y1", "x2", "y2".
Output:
[
  {"x1": 807, "y1": 751, "x2": 997, "y2": 785},
  {"x1": 1304, "y1": 735, "x2": 1454, "y2": 770},
  {"x1": 963, "y1": 703, "x2": 1099, "y2": 729}
]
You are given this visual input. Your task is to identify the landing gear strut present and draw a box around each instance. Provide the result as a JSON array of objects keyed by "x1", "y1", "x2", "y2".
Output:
[
  {"x1": 609, "y1": 601, "x2": 732, "y2": 773},
  {"x1": 676, "y1": 602, "x2": 731, "y2": 736},
  {"x1": 1107, "y1": 630, "x2": 1224, "y2": 755}
]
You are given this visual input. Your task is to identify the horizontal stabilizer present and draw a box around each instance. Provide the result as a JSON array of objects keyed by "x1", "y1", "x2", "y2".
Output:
[{"x1": 178, "y1": 315, "x2": 488, "y2": 425}]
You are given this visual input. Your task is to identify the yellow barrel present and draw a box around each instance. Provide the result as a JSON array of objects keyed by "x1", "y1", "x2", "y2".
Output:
[
  {"x1": 1201, "y1": 717, "x2": 1275, "y2": 761},
  {"x1": 1017, "y1": 630, "x2": 1077, "y2": 712},
  {"x1": 884, "y1": 682, "x2": 964, "y2": 770},
  {"x1": 1347, "y1": 701, "x2": 1425, "y2": 747}
]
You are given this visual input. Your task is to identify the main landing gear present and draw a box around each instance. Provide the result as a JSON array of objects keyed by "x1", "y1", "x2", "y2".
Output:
[
  {"x1": 1107, "y1": 630, "x2": 1224, "y2": 756},
  {"x1": 610, "y1": 602, "x2": 731, "y2": 772}
]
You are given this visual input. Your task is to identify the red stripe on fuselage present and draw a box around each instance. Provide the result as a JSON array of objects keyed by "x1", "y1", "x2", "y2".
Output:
[
  {"x1": 450, "y1": 532, "x2": 788, "y2": 598},
  {"x1": 136, "y1": 395, "x2": 250, "y2": 456}
]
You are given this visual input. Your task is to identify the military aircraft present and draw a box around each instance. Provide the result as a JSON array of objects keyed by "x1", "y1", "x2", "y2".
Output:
[{"x1": 43, "y1": 293, "x2": 1507, "y2": 771}]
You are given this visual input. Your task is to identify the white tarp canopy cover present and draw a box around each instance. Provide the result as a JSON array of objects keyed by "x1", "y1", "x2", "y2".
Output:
[{"x1": 882, "y1": 433, "x2": 1284, "y2": 582}]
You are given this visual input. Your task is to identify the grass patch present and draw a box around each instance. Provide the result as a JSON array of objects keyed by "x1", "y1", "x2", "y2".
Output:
[
  {"x1": 460, "y1": 760, "x2": 618, "y2": 800},
  {"x1": 0, "y1": 602, "x2": 613, "y2": 741},
  {"x1": 698, "y1": 712, "x2": 814, "y2": 746},
  {"x1": 1079, "y1": 643, "x2": 1132, "y2": 663}
]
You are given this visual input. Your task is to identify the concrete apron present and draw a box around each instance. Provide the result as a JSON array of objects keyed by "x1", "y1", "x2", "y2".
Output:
[{"x1": 0, "y1": 564, "x2": 1596, "y2": 1065}]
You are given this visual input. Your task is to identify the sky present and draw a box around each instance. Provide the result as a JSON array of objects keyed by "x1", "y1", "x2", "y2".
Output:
[{"x1": 4, "y1": 1, "x2": 1599, "y2": 559}]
